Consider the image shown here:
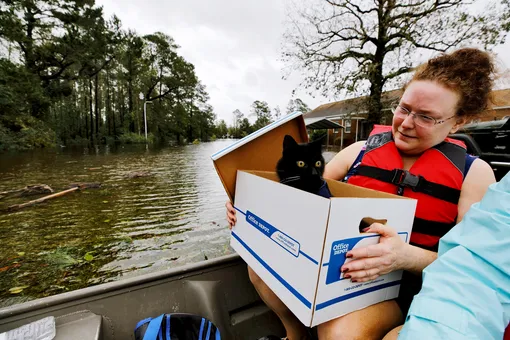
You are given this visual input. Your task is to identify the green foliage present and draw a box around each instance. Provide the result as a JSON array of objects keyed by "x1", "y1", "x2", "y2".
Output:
[
  {"x1": 238, "y1": 118, "x2": 253, "y2": 136},
  {"x1": 216, "y1": 99, "x2": 311, "y2": 139},
  {"x1": 0, "y1": 116, "x2": 56, "y2": 151},
  {"x1": 309, "y1": 129, "x2": 327, "y2": 142},
  {"x1": 67, "y1": 136, "x2": 91, "y2": 147},
  {"x1": 117, "y1": 132, "x2": 155, "y2": 144},
  {"x1": 286, "y1": 98, "x2": 310, "y2": 115},
  {"x1": 0, "y1": 2, "x2": 217, "y2": 150},
  {"x1": 215, "y1": 120, "x2": 228, "y2": 138},
  {"x1": 251, "y1": 100, "x2": 273, "y2": 131}
]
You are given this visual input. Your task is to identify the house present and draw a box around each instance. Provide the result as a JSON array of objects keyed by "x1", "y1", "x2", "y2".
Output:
[
  {"x1": 482, "y1": 88, "x2": 510, "y2": 121},
  {"x1": 305, "y1": 88, "x2": 510, "y2": 151}
]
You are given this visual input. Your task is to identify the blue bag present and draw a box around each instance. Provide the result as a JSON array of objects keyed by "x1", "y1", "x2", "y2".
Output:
[{"x1": 134, "y1": 313, "x2": 221, "y2": 340}]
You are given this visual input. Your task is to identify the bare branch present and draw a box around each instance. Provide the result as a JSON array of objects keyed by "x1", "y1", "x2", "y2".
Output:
[
  {"x1": 282, "y1": 0, "x2": 509, "y2": 123},
  {"x1": 384, "y1": 66, "x2": 413, "y2": 81}
]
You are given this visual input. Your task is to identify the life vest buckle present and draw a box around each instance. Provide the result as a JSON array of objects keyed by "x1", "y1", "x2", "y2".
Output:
[{"x1": 391, "y1": 169, "x2": 422, "y2": 191}]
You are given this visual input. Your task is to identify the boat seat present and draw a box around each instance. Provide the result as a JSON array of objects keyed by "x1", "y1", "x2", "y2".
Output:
[
  {"x1": 0, "y1": 310, "x2": 102, "y2": 340},
  {"x1": 54, "y1": 310, "x2": 102, "y2": 340}
]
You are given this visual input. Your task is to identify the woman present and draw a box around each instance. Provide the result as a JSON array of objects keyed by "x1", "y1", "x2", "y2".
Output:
[{"x1": 226, "y1": 47, "x2": 498, "y2": 340}]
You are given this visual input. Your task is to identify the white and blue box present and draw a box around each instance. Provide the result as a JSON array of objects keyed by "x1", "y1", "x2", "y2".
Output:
[{"x1": 211, "y1": 112, "x2": 417, "y2": 327}]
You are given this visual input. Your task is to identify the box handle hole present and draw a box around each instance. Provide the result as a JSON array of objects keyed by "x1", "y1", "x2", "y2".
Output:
[{"x1": 359, "y1": 217, "x2": 387, "y2": 233}]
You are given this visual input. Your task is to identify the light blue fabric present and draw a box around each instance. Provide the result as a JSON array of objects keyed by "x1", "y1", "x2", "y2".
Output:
[{"x1": 398, "y1": 172, "x2": 510, "y2": 340}]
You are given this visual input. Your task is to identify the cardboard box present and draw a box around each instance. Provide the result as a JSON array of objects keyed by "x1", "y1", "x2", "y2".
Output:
[{"x1": 211, "y1": 112, "x2": 417, "y2": 327}]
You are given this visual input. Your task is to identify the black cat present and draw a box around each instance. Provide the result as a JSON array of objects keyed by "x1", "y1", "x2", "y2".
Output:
[{"x1": 276, "y1": 135, "x2": 331, "y2": 198}]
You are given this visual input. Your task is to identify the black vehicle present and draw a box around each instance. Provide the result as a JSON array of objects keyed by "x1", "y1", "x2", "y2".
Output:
[{"x1": 451, "y1": 117, "x2": 510, "y2": 181}]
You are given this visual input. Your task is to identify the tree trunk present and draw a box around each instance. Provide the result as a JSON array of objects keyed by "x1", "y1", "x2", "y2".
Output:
[
  {"x1": 367, "y1": 64, "x2": 384, "y2": 128},
  {"x1": 23, "y1": 6, "x2": 36, "y2": 74},
  {"x1": 8, "y1": 187, "x2": 79, "y2": 211},
  {"x1": 188, "y1": 100, "x2": 193, "y2": 142},
  {"x1": 159, "y1": 66, "x2": 163, "y2": 103},
  {"x1": 128, "y1": 80, "x2": 134, "y2": 133},
  {"x1": 365, "y1": 4, "x2": 387, "y2": 131},
  {"x1": 106, "y1": 69, "x2": 112, "y2": 136},
  {"x1": 0, "y1": 185, "x2": 53, "y2": 199},
  {"x1": 112, "y1": 83, "x2": 117, "y2": 138},
  {"x1": 120, "y1": 88, "x2": 125, "y2": 128},
  {"x1": 89, "y1": 78, "x2": 94, "y2": 143},
  {"x1": 84, "y1": 79, "x2": 89, "y2": 140},
  {"x1": 24, "y1": 7, "x2": 41, "y2": 118},
  {"x1": 95, "y1": 73, "x2": 100, "y2": 142}
]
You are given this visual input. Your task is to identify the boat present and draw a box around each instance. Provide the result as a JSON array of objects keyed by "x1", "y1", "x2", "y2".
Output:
[{"x1": 0, "y1": 254, "x2": 286, "y2": 339}]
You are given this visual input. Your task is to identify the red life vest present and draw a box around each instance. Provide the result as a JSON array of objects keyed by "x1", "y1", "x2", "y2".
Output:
[{"x1": 347, "y1": 125, "x2": 467, "y2": 250}]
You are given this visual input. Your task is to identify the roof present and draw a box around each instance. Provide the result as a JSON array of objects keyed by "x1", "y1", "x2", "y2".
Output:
[
  {"x1": 304, "y1": 118, "x2": 344, "y2": 130},
  {"x1": 305, "y1": 89, "x2": 402, "y2": 120},
  {"x1": 491, "y1": 88, "x2": 510, "y2": 109},
  {"x1": 305, "y1": 87, "x2": 510, "y2": 121}
]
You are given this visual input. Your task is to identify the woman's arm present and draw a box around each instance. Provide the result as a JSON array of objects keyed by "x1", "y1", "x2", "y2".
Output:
[
  {"x1": 456, "y1": 158, "x2": 496, "y2": 223},
  {"x1": 402, "y1": 158, "x2": 495, "y2": 274},
  {"x1": 399, "y1": 244, "x2": 437, "y2": 276},
  {"x1": 323, "y1": 141, "x2": 365, "y2": 180},
  {"x1": 341, "y1": 223, "x2": 438, "y2": 280},
  {"x1": 340, "y1": 157, "x2": 497, "y2": 280}
]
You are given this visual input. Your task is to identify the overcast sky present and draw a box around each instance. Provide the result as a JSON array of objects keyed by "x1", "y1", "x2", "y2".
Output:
[{"x1": 96, "y1": 0, "x2": 510, "y2": 125}]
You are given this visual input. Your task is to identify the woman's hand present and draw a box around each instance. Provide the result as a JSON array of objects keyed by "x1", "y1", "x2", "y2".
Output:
[
  {"x1": 226, "y1": 201, "x2": 237, "y2": 229},
  {"x1": 340, "y1": 223, "x2": 408, "y2": 283}
]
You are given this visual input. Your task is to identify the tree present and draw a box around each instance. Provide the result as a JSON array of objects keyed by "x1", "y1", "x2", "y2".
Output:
[
  {"x1": 251, "y1": 100, "x2": 273, "y2": 131},
  {"x1": 0, "y1": 2, "x2": 217, "y2": 149},
  {"x1": 141, "y1": 32, "x2": 198, "y2": 137},
  {"x1": 142, "y1": 33, "x2": 197, "y2": 102},
  {"x1": 0, "y1": 0, "x2": 106, "y2": 117},
  {"x1": 239, "y1": 118, "x2": 252, "y2": 137},
  {"x1": 273, "y1": 105, "x2": 282, "y2": 120},
  {"x1": 286, "y1": 98, "x2": 310, "y2": 115},
  {"x1": 184, "y1": 82, "x2": 216, "y2": 142},
  {"x1": 284, "y1": 0, "x2": 510, "y2": 125},
  {"x1": 232, "y1": 109, "x2": 244, "y2": 138},
  {"x1": 215, "y1": 119, "x2": 228, "y2": 138},
  {"x1": 118, "y1": 30, "x2": 144, "y2": 133}
]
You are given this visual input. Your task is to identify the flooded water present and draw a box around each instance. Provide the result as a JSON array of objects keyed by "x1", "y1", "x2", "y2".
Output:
[{"x1": 0, "y1": 140, "x2": 236, "y2": 307}]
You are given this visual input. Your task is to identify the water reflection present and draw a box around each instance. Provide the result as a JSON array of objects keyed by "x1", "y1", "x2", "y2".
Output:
[{"x1": 0, "y1": 140, "x2": 235, "y2": 306}]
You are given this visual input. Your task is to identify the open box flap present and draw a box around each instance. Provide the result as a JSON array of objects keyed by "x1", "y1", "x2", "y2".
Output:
[{"x1": 211, "y1": 111, "x2": 308, "y2": 201}]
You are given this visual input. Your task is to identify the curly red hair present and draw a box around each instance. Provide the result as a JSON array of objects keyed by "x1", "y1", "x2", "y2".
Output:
[{"x1": 408, "y1": 48, "x2": 496, "y2": 119}]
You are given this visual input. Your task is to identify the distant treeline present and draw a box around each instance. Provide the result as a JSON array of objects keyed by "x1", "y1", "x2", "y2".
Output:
[
  {"x1": 0, "y1": 1, "x2": 314, "y2": 151},
  {"x1": 217, "y1": 98, "x2": 311, "y2": 139}
]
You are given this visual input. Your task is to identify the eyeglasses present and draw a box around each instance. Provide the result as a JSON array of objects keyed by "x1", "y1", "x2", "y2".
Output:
[{"x1": 391, "y1": 105, "x2": 456, "y2": 128}]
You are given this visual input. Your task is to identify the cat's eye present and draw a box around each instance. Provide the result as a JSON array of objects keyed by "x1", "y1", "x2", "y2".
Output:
[
  {"x1": 296, "y1": 161, "x2": 305, "y2": 168},
  {"x1": 315, "y1": 161, "x2": 322, "y2": 167}
]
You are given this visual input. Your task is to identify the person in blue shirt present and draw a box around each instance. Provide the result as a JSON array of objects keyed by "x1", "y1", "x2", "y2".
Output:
[{"x1": 382, "y1": 172, "x2": 510, "y2": 340}]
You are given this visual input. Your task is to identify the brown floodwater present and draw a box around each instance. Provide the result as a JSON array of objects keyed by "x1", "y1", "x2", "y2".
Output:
[{"x1": 0, "y1": 141, "x2": 235, "y2": 307}]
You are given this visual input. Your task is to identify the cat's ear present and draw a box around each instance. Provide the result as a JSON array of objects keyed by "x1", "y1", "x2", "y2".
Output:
[{"x1": 283, "y1": 135, "x2": 298, "y2": 150}]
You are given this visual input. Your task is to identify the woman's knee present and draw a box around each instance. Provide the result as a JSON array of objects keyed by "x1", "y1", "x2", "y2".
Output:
[
  {"x1": 247, "y1": 266, "x2": 262, "y2": 285},
  {"x1": 248, "y1": 266, "x2": 274, "y2": 293},
  {"x1": 318, "y1": 316, "x2": 365, "y2": 340},
  {"x1": 317, "y1": 301, "x2": 403, "y2": 340},
  {"x1": 382, "y1": 325, "x2": 402, "y2": 340}
]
